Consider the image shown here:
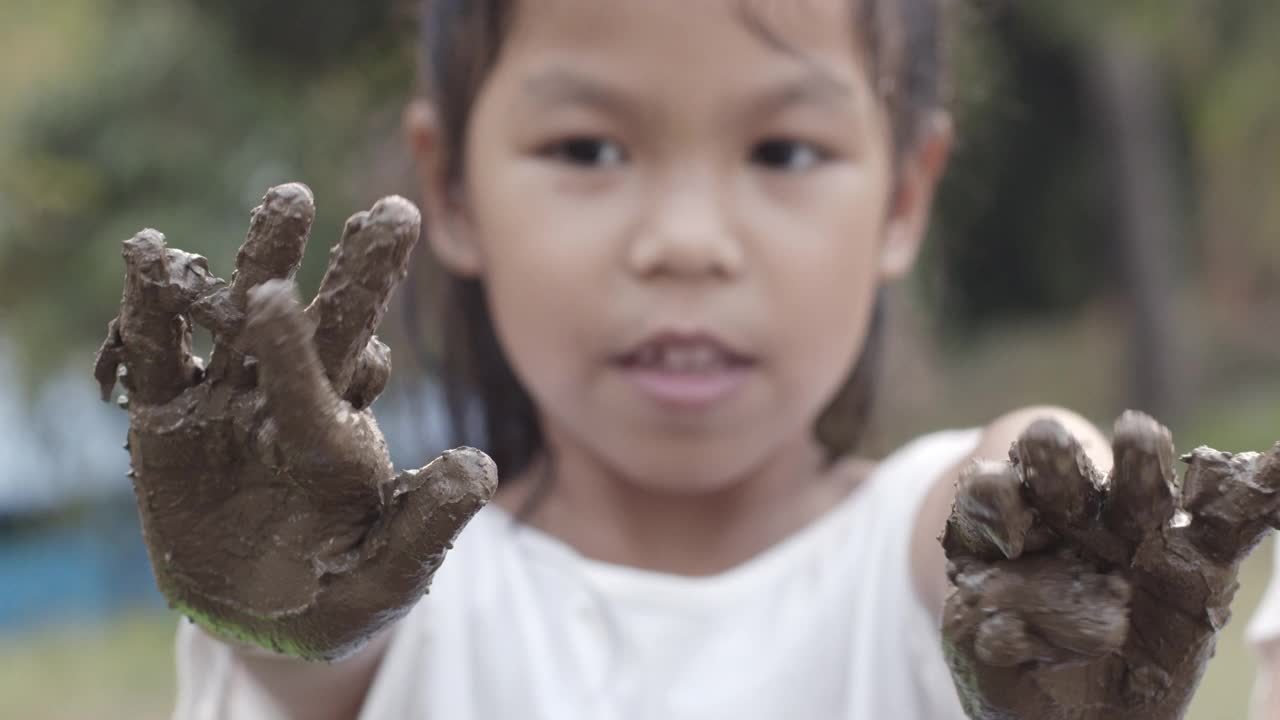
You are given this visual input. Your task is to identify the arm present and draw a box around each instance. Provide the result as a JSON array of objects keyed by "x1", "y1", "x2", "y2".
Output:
[
  {"x1": 173, "y1": 622, "x2": 392, "y2": 720},
  {"x1": 1255, "y1": 649, "x2": 1280, "y2": 720},
  {"x1": 911, "y1": 405, "x2": 1113, "y2": 615}
]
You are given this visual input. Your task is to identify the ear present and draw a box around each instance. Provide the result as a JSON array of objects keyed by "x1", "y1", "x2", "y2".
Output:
[
  {"x1": 879, "y1": 111, "x2": 953, "y2": 281},
  {"x1": 404, "y1": 98, "x2": 484, "y2": 277}
]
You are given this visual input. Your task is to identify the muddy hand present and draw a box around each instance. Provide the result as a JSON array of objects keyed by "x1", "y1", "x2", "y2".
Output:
[
  {"x1": 941, "y1": 411, "x2": 1280, "y2": 720},
  {"x1": 93, "y1": 184, "x2": 497, "y2": 661}
]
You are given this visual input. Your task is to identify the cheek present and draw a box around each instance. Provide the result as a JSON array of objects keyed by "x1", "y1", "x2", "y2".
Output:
[
  {"x1": 750, "y1": 179, "x2": 887, "y2": 415},
  {"x1": 775, "y1": 251, "x2": 881, "y2": 419},
  {"x1": 464, "y1": 171, "x2": 619, "y2": 411}
]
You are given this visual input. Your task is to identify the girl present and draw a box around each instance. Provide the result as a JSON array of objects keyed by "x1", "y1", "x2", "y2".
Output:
[{"x1": 95, "y1": 0, "x2": 1272, "y2": 718}]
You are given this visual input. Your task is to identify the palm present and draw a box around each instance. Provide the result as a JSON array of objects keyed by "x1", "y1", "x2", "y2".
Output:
[
  {"x1": 942, "y1": 412, "x2": 1280, "y2": 719},
  {"x1": 93, "y1": 184, "x2": 495, "y2": 661}
]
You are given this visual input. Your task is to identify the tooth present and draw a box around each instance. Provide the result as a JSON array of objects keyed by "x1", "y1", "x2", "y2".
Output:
[
  {"x1": 690, "y1": 344, "x2": 718, "y2": 371},
  {"x1": 654, "y1": 344, "x2": 725, "y2": 372},
  {"x1": 662, "y1": 346, "x2": 688, "y2": 371},
  {"x1": 661, "y1": 346, "x2": 682, "y2": 371}
]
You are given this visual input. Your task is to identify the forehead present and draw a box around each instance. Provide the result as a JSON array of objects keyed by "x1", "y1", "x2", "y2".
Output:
[{"x1": 498, "y1": 0, "x2": 864, "y2": 88}]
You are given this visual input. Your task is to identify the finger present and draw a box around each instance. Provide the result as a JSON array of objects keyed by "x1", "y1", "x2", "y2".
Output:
[
  {"x1": 975, "y1": 613, "x2": 1065, "y2": 667},
  {"x1": 242, "y1": 279, "x2": 377, "y2": 473},
  {"x1": 112, "y1": 230, "x2": 203, "y2": 405},
  {"x1": 1178, "y1": 444, "x2": 1280, "y2": 564},
  {"x1": 306, "y1": 196, "x2": 421, "y2": 395},
  {"x1": 296, "y1": 447, "x2": 497, "y2": 661},
  {"x1": 207, "y1": 183, "x2": 314, "y2": 384},
  {"x1": 1015, "y1": 419, "x2": 1104, "y2": 528},
  {"x1": 1014, "y1": 418, "x2": 1141, "y2": 569},
  {"x1": 1017, "y1": 565, "x2": 1131, "y2": 659},
  {"x1": 946, "y1": 555, "x2": 1130, "y2": 667},
  {"x1": 228, "y1": 183, "x2": 315, "y2": 305},
  {"x1": 1103, "y1": 411, "x2": 1177, "y2": 543},
  {"x1": 344, "y1": 337, "x2": 391, "y2": 410},
  {"x1": 93, "y1": 319, "x2": 125, "y2": 402},
  {"x1": 943, "y1": 459, "x2": 1045, "y2": 561},
  {"x1": 369, "y1": 447, "x2": 498, "y2": 596}
]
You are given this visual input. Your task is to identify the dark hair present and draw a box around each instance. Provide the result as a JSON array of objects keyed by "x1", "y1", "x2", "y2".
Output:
[{"x1": 416, "y1": 0, "x2": 949, "y2": 481}]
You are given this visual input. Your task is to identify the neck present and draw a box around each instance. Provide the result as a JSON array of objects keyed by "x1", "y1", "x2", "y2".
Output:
[{"x1": 497, "y1": 428, "x2": 870, "y2": 577}]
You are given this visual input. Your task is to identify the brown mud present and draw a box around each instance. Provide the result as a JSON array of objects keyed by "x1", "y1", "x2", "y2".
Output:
[
  {"x1": 943, "y1": 412, "x2": 1280, "y2": 719},
  {"x1": 93, "y1": 184, "x2": 496, "y2": 662}
]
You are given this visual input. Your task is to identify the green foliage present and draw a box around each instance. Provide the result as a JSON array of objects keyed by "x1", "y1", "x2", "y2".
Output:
[
  {"x1": 0, "y1": 0, "x2": 1277, "y2": 380},
  {"x1": 923, "y1": 8, "x2": 1112, "y2": 334},
  {"x1": 0, "y1": 0, "x2": 414, "y2": 386},
  {"x1": 191, "y1": 0, "x2": 406, "y2": 69},
  {"x1": 919, "y1": 0, "x2": 1280, "y2": 338}
]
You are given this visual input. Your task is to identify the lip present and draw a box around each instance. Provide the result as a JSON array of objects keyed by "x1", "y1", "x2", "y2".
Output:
[
  {"x1": 618, "y1": 364, "x2": 753, "y2": 409},
  {"x1": 611, "y1": 329, "x2": 757, "y2": 410}
]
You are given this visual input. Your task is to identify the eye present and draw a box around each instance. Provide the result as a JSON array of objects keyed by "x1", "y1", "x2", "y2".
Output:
[
  {"x1": 750, "y1": 139, "x2": 829, "y2": 172},
  {"x1": 541, "y1": 137, "x2": 627, "y2": 168}
]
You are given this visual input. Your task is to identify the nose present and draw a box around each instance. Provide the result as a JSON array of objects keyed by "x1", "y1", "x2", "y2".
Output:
[{"x1": 626, "y1": 170, "x2": 745, "y2": 281}]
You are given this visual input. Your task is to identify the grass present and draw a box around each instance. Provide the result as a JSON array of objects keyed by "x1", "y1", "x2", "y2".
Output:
[{"x1": 0, "y1": 611, "x2": 178, "y2": 720}]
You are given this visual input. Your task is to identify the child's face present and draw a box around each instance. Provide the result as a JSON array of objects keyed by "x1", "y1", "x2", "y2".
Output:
[{"x1": 419, "y1": 0, "x2": 948, "y2": 491}]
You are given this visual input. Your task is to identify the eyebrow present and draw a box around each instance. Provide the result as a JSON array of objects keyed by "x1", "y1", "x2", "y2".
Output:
[
  {"x1": 747, "y1": 70, "x2": 855, "y2": 117},
  {"x1": 523, "y1": 69, "x2": 638, "y2": 116},
  {"x1": 524, "y1": 65, "x2": 854, "y2": 123}
]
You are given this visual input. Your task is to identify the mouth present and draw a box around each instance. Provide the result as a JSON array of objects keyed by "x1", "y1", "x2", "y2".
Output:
[
  {"x1": 611, "y1": 331, "x2": 757, "y2": 408},
  {"x1": 614, "y1": 331, "x2": 757, "y2": 371}
]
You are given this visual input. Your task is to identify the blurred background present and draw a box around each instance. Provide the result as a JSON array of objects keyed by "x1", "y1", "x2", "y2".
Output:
[{"x1": 0, "y1": 0, "x2": 1277, "y2": 718}]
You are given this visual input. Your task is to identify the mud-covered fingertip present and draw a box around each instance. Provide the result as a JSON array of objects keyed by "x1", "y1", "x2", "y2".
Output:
[
  {"x1": 1016, "y1": 417, "x2": 1085, "y2": 485},
  {"x1": 1017, "y1": 416, "x2": 1097, "y2": 476},
  {"x1": 438, "y1": 446, "x2": 499, "y2": 501},
  {"x1": 261, "y1": 182, "x2": 316, "y2": 220},
  {"x1": 1015, "y1": 416, "x2": 1104, "y2": 533},
  {"x1": 1105, "y1": 410, "x2": 1177, "y2": 536},
  {"x1": 121, "y1": 229, "x2": 168, "y2": 271},
  {"x1": 1112, "y1": 409, "x2": 1174, "y2": 458},
  {"x1": 956, "y1": 459, "x2": 1033, "y2": 560},
  {"x1": 368, "y1": 195, "x2": 423, "y2": 231},
  {"x1": 1020, "y1": 417, "x2": 1075, "y2": 451}
]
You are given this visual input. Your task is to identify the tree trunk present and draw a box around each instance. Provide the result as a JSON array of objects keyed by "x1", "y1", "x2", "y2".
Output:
[{"x1": 1084, "y1": 36, "x2": 1187, "y2": 423}]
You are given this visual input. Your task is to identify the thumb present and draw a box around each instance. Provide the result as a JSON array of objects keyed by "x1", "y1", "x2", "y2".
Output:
[{"x1": 369, "y1": 448, "x2": 498, "y2": 596}]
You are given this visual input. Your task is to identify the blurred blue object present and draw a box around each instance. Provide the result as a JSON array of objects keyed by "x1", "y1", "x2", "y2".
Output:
[{"x1": 0, "y1": 498, "x2": 164, "y2": 634}]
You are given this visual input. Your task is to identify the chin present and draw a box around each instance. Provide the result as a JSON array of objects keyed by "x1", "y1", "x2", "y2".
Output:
[{"x1": 602, "y1": 441, "x2": 766, "y2": 497}]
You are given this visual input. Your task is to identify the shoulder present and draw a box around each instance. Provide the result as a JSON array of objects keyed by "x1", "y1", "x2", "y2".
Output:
[
  {"x1": 976, "y1": 405, "x2": 1112, "y2": 471},
  {"x1": 861, "y1": 426, "x2": 985, "y2": 504},
  {"x1": 882, "y1": 426, "x2": 987, "y2": 475},
  {"x1": 845, "y1": 427, "x2": 983, "y2": 544}
]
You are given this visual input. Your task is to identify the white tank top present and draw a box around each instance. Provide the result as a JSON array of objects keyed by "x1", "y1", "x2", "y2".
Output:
[{"x1": 174, "y1": 428, "x2": 979, "y2": 719}]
